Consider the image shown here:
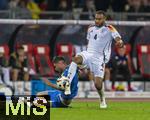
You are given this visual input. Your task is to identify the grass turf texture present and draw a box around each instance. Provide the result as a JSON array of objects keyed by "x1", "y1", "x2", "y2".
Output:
[{"x1": 51, "y1": 100, "x2": 150, "y2": 120}]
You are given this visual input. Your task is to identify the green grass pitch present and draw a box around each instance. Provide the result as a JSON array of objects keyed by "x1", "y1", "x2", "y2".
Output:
[{"x1": 51, "y1": 100, "x2": 150, "y2": 120}]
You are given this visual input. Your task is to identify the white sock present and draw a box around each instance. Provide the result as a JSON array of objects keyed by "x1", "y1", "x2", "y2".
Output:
[{"x1": 67, "y1": 62, "x2": 77, "y2": 83}]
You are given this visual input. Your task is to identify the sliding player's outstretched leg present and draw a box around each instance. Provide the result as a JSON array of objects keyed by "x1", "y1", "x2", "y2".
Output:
[
  {"x1": 60, "y1": 55, "x2": 83, "y2": 95},
  {"x1": 37, "y1": 56, "x2": 79, "y2": 108},
  {"x1": 37, "y1": 73, "x2": 78, "y2": 108},
  {"x1": 64, "y1": 79, "x2": 71, "y2": 95}
]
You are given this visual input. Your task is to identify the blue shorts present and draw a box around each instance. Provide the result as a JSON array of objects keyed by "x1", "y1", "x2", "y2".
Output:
[{"x1": 48, "y1": 90, "x2": 68, "y2": 108}]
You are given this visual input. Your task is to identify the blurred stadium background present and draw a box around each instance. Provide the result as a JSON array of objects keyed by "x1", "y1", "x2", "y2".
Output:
[{"x1": 0, "y1": 0, "x2": 150, "y2": 99}]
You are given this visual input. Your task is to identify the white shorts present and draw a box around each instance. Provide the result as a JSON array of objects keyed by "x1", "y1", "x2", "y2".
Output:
[{"x1": 77, "y1": 51, "x2": 105, "y2": 78}]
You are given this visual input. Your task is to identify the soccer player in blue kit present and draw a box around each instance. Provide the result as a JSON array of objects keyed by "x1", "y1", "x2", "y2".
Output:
[{"x1": 37, "y1": 56, "x2": 78, "y2": 108}]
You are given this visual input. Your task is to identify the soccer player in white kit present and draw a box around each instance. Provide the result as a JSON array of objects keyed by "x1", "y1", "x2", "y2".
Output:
[{"x1": 63, "y1": 10, "x2": 124, "y2": 108}]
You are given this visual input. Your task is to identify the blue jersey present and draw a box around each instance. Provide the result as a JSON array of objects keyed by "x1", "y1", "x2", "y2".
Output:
[{"x1": 48, "y1": 66, "x2": 78, "y2": 107}]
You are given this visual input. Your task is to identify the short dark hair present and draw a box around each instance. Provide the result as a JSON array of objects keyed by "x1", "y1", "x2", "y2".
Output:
[
  {"x1": 96, "y1": 10, "x2": 106, "y2": 17},
  {"x1": 53, "y1": 56, "x2": 66, "y2": 63}
]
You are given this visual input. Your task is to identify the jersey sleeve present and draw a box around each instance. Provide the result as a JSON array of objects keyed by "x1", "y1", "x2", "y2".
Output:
[
  {"x1": 86, "y1": 25, "x2": 94, "y2": 40},
  {"x1": 86, "y1": 28, "x2": 90, "y2": 40},
  {"x1": 107, "y1": 25, "x2": 121, "y2": 39}
]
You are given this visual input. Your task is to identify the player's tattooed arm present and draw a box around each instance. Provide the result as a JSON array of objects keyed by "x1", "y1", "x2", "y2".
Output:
[
  {"x1": 115, "y1": 37, "x2": 124, "y2": 48},
  {"x1": 42, "y1": 77, "x2": 64, "y2": 91}
]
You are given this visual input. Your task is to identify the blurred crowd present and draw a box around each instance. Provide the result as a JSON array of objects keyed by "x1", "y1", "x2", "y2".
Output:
[
  {"x1": 0, "y1": 0, "x2": 149, "y2": 20},
  {"x1": 0, "y1": 46, "x2": 29, "y2": 94},
  {"x1": 0, "y1": 0, "x2": 150, "y2": 13}
]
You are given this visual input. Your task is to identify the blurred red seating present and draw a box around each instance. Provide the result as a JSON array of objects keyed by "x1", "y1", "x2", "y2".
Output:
[
  {"x1": 34, "y1": 45, "x2": 54, "y2": 77},
  {"x1": 56, "y1": 43, "x2": 75, "y2": 64},
  {"x1": 0, "y1": 44, "x2": 9, "y2": 57},
  {"x1": 137, "y1": 44, "x2": 150, "y2": 78}
]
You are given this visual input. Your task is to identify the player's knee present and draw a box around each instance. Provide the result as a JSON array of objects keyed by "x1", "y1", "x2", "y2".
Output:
[
  {"x1": 94, "y1": 82, "x2": 102, "y2": 90},
  {"x1": 94, "y1": 78, "x2": 103, "y2": 90}
]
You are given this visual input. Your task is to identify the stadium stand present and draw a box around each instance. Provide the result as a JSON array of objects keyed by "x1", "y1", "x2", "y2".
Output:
[
  {"x1": 16, "y1": 43, "x2": 37, "y2": 75},
  {"x1": 16, "y1": 25, "x2": 60, "y2": 45},
  {"x1": 33, "y1": 45, "x2": 54, "y2": 77},
  {"x1": 0, "y1": 45, "x2": 9, "y2": 57},
  {"x1": 56, "y1": 43, "x2": 75, "y2": 64},
  {"x1": 112, "y1": 44, "x2": 147, "y2": 81},
  {"x1": 137, "y1": 44, "x2": 150, "y2": 78},
  {"x1": 114, "y1": 44, "x2": 134, "y2": 75},
  {"x1": 110, "y1": 44, "x2": 134, "y2": 91}
]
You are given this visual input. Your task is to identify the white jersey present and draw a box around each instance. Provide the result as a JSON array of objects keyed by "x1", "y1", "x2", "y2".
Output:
[{"x1": 86, "y1": 24, "x2": 121, "y2": 61}]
